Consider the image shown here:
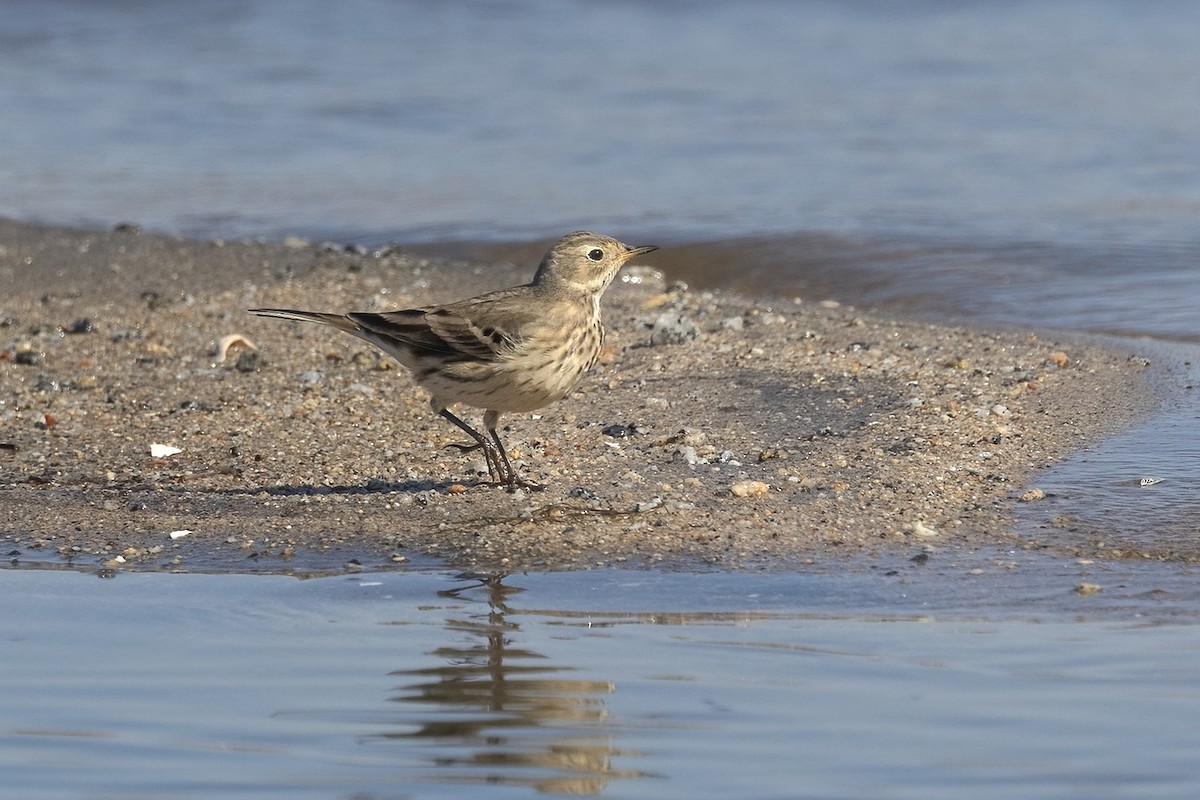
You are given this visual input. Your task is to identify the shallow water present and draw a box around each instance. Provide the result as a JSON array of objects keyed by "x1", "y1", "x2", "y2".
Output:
[
  {"x1": 4, "y1": 566, "x2": 1200, "y2": 800},
  {"x1": 1012, "y1": 344, "x2": 1200, "y2": 559},
  {"x1": 5, "y1": 0, "x2": 1199, "y2": 251}
]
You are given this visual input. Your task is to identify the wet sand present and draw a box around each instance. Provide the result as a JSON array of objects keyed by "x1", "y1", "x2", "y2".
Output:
[{"x1": 0, "y1": 218, "x2": 1158, "y2": 572}]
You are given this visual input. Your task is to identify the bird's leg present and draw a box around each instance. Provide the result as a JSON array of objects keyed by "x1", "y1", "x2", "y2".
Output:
[
  {"x1": 487, "y1": 427, "x2": 542, "y2": 492},
  {"x1": 438, "y1": 409, "x2": 508, "y2": 485}
]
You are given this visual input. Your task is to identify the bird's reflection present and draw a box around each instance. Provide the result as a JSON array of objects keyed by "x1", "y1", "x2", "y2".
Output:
[{"x1": 368, "y1": 573, "x2": 649, "y2": 795}]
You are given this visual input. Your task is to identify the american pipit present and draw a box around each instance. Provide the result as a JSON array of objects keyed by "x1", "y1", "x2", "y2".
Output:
[{"x1": 251, "y1": 231, "x2": 657, "y2": 490}]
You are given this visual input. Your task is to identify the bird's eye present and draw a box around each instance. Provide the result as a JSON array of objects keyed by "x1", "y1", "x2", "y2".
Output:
[{"x1": 587, "y1": 248, "x2": 604, "y2": 261}]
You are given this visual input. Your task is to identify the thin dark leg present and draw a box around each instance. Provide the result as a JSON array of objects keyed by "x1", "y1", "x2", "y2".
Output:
[
  {"x1": 488, "y1": 427, "x2": 542, "y2": 492},
  {"x1": 439, "y1": 409, "x2": 507, "y2": 485},
  {"x1": 488, "y1": 428, "x2": 516, "y2": 489}
]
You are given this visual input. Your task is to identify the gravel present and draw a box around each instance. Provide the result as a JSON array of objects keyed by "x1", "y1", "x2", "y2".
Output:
[{"x1": 0, "y1": 218, "x2": 1158, "y2": 573}]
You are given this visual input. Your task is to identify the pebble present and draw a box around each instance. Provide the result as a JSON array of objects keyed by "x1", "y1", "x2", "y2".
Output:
[
  {"x1": 635, "y1": 496, "x2": 663, "y2": 513},
  {"x1": 648, "y1": 312, "x2": 699, "y2": 346},
  {"x1": 911, "y1": 521, "x2": 939, "y2": 538},
  {"x1": 298, "y1": 369, "x2": 325, "y2": 387},
  {"x1": 235, "y1": 350, "x2": 260, "y2": 372},
  {"x1": 603, "y1": 423, "x2": 644, "y2": 438},
  {"x1": 1019, "y1": 488, "x2": 1046, "y2": 502},
  {"x1": 730, "y1": 480, "x2": 769, "y2": 497}
]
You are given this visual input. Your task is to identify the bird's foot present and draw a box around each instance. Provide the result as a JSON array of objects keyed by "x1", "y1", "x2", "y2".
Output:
[
  {"x1": 443, "y1": 435, "x2": 543, "y2": 492},
  {"x1": 505, "y1": 475, "x2": 545, "y2": 493}
]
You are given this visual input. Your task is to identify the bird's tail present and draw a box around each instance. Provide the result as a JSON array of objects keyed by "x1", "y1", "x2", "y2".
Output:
[{"x1": 249, "y1": 308, "x2": 360, "y2": 334}]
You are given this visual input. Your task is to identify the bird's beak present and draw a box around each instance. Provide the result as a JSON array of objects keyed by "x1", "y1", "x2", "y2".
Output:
[{"x1": 621, "y1": 245, "x2": 659, "y2": 262}]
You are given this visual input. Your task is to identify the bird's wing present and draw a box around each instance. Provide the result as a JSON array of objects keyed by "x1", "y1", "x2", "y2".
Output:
[
  {"x1": 348, "y1": 290, "x2": 537, "y2": 362},
  {"x1": 345, "y1": 309, "x2": 464, "y2": 357}
]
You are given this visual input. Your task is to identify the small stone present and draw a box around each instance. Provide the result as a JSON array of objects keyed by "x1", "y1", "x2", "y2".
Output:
[
  {"x1": 350, "y1": 350, "x2": 378, "y2": 368},
  {"x1": 730, "y1": 480, "x2": 769, "y2": 498},
  {"x1": 635, "y1": 496, "x2": 663, "y2": 513},
  {"x1": 1074, "y1": 582, "x2": 1102, "y2": 596},
  {"x1": 1048, "y1": 350, "x2": 1070, "y2": 367},
  {"x1": 1019, "y1": 488, "x2": 1046, "y2": 502},
  {"x1": 298, "y1": 369, "x2": 325, "y2": 387},
  {"x1": 647, "y1": 312, "x2": 699, "y2": 346},
  {"x1": 447, "y1": 483, "x2": 469, "y2": 494},
  {"x1": 235, "y1": 350, "x2": 261, "y2": 372},
  {"x1": 911, "y1": 521, "x2": 939, "y2": 538}
]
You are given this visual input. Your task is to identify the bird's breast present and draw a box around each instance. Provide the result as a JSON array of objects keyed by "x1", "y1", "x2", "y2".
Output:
[{"x1": 413, "y1": 315, "x2": 604, "y2": 414}]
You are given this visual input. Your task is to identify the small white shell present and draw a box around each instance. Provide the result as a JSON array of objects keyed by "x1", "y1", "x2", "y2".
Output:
[{"x1": 215, "y1": 333, "x2": 257, "y2": 364}]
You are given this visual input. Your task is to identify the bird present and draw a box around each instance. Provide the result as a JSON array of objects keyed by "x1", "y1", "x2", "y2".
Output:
[{"x1": 250, "y1": 231, "x2": 657, "y2": 490}]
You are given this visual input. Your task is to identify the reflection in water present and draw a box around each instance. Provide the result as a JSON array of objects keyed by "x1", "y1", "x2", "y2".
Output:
[{"x1": 367, "y1": 575, "x2": 649, "y2": 794}]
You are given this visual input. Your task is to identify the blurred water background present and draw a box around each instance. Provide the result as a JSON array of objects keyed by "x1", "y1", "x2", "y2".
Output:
[{"x1": 3, "y1": 0, "x2": 1197, "y2": 341}]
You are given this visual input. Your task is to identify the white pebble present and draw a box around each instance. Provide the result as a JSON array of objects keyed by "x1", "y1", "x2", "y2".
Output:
[{"x1": 911, "y1": 521, "x2": 939, "y2": 538}]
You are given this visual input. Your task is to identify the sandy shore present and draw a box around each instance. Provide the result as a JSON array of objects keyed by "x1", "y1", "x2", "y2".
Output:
[{"x1": 1, "y1": 218, "x2": 1157, "y2": 573}]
